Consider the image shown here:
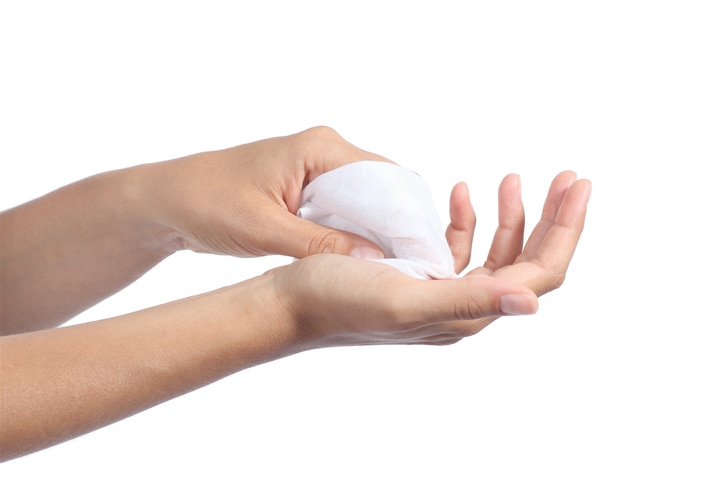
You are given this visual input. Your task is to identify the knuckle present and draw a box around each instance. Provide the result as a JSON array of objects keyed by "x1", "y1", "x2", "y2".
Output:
[
  {"x1": 306, "y1": 229, "x2": 341, "y2": 256},
  {"x1": 549, "y1": 272, "x2": 567, "y2": 291},
  {"x1": 300, "y1": 125, "x2": 342, "y2": 143},
  {"x1": 453, "y1": 294, "x2": 488, "y2": 321},
  {"x1": 538, "y1": 271, "x2": 567, "y2": 295},
  {"x1": 292, "y1": 126, "x2": 347, "y2": 167},
  {"x1": 546, "y1": 269, "x2": 567, "y2": 292}
]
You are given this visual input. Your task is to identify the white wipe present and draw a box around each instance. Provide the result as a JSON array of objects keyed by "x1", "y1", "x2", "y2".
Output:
[{"x1": 297, "y1": 161, "x2": 456, "y2": 279}]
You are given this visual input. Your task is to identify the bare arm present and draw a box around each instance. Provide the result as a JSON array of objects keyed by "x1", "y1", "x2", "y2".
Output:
[
  {"x1": 0, "y1": 167, "x2": 179, "y2": 334},
  {"x1": 0, "y1": 170, "x2": 589, "y2": 461},
  {"x1": 0, "y1": 127, "x2": 390, "y2": 335},
  {"x1": 0, "y1": 251, "x2": 533, "y2": 462},
  {"x1": 0, "y1": 123, "x2": 590, "y2": 462},
  {"x1": 0, "y1": 273, "x2": 305, "y2": 461}
]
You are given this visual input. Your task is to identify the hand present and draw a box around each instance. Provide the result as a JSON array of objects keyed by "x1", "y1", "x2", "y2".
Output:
[
  {"x1": 443, "y1": 170, "x2": 592, "y2": 339},
  {"x1": 0, "y1": 170, "x2": 589, "y2": 460},
  {"x1": 141, "y1": 126, "x2": 473, "y2": 261},
  {"x1": 0, "y1": 125, "x2": 476, "y2": 334},
  {"x1": 270, "y1": 171, "x2": 591, "y2": 347}
]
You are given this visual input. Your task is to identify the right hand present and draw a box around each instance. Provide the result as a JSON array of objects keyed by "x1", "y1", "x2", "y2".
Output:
[{"x1": 137, "y1": 126, "x2": 389, "y2": 259}]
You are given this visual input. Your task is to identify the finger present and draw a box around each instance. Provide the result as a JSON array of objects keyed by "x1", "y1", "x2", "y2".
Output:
[
  {"x1": 406, "y1": 274, "x2": 539, "y2": 324},
  {"x1": 491, "y1": 178, "x2": 591, "y2": 295},
  {"x1": 262, "y1": 210, "x2": 385, "y2": 259},
  {"x1": 518, "y1": 170, "x2": 578, "y2": 261},
  {"x1": 479, "y1": 173, "x2": 525, "y2": 275},
  {"x1": 445, "y1": 182, "x2": 476, "y2": 273},
  {"x1": 526, "y1": 178, "x2": 592, "y2": 274}
]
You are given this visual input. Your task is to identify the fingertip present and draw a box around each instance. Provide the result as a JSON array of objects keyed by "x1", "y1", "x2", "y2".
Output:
[
  {"x1": 499, "y1": 292, "x2": 539, "y2": 316},
  {"x1": 448, "y1": 182, "x2": 476, "y2": 228},
  {"x1": 554, "y1": 170, "x2": 579, "y2": 188},
  {"x1": 447, "y1": 182, "x2": 476, "y2": 274},
  {"x1": 576, "y1": 178, "x2": 592, "y2": 206},
  {"x1": 565, "y1": 177, "x2": 593, "y2": 204},
  {"x1": 450, "y1": 181, "x2": 472, "y2": 211},
  {"x1": 502, "y1": 172, "x2": 521, "y2": 184},
  {"x1": 558, "y1": 178, "x2": 593, "y2": 225},
  {"x1": 580, "y1": 178, "x2": 593, "y2": 197},
  {"x1": 452, "y1": 180, "x2": 469, "y2": 195}
]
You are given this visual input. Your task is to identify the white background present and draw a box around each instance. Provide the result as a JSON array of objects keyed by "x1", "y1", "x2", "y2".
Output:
[{"x1": 1, "y1": 1, "x2": 723, "y2": 481}]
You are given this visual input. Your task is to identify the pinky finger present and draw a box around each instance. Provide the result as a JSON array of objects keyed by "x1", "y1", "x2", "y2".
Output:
[{"x1": 528, "y1": 179, "x2": 592, "y2": 276}]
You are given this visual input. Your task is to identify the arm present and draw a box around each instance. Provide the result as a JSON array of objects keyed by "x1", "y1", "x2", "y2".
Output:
[
  {"x1": 0, "y1": 127, "x2": 391, "y2": 335},
  {"x1": 0, "y1": 272, "x2": 313, "y2": 462},
  {"x1": 0, "y1": 167, "x2": 179, "y2": 334},
  {"x1": 0, "y1": 251, "x2": 531, "y2": 462},
  {"x1": 0, "y1": 171, "x2": 590, "y2": 461}
]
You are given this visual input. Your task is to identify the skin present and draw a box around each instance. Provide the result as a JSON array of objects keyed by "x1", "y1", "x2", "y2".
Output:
[
  {"x1": 0, "y1": 127, "x2": 591, "y2": 461},
  {"x1": 0, "y1": 127, "x2": 394, "y2": 334}
]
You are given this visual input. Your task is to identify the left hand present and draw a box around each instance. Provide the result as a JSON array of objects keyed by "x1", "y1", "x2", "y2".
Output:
[
  {"x1": 441, "y1": 171, "x2": 592, "y2": 340},
  {"x1": 270, "y1": 170, "x2": 591, "y2": 347}
]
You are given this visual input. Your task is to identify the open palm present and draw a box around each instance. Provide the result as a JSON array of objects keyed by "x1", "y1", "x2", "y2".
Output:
[{"x1": 274, "y1": 171, "x2": 591, "y2": 348}]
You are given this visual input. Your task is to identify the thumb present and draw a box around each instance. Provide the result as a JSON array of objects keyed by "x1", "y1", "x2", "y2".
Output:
[
  {"x1": 264, "y1": 211, "x2": 385, "y2": 259},
  {"x1": 409, "y1": 274, "x2": 539, "y2": 322}
]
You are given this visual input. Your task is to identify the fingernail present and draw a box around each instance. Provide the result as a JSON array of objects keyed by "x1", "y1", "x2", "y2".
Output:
[
  {"x1": 499, "y1": 294, "x2": 538, "y2": 315},
  {"x1": 350, "y1": 246, "x2": 385, "y2": 260}
]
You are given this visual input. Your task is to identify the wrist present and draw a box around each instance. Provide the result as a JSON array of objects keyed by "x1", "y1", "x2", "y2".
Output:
[
  {"x1": 119, "y1": 162, "x2": 186, "y2": 256},
  {"x1": 218, "y1": 269, "x2": 318, "y2": 366}
]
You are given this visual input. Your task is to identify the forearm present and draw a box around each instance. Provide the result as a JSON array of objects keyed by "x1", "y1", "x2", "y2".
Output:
[
  {"x1": 0, "y1": 165, "x2": 180, "y2": 334},
  {"x1": 0, "y1": 128, "x2": 395, "y2": 334},
  {"x1": 0, "y1": 272, "x2": 303, "y2": 462}
]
